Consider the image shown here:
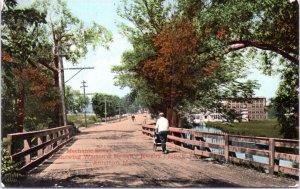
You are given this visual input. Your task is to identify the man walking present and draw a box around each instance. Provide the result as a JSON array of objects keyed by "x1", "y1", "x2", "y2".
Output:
[
  {"x1": 131, "y1": 114, "x2": 135, "y2": 124},
  {"x1": 155, "y1": 112, "x2": 169, "y2": 154}
]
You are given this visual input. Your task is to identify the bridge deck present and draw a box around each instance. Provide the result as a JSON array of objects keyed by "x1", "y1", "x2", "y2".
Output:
[{"x1": 20, "y1": 114, "x2": 297, "y2": 187}]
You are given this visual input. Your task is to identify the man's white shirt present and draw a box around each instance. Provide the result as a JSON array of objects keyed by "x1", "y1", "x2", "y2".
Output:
[{"x1": 155, "y1": 117, "x2": 169, "y2": 132}]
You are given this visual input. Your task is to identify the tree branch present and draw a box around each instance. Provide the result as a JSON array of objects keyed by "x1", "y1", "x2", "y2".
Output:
[
  {"x1": 226, "y1": 39, "x2": 298, "y2": 64},
  {"x1": 142, "y1": 0, "x2": 160, "y2": 33},
  {"x1": 38, "y1": 59, "x2": 58, "y2": 73}
]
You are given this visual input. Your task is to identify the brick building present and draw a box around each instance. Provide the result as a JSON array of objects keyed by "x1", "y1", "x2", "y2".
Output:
[{"x1": 222, "y1": 97, "x2": 267, "y2": 121}]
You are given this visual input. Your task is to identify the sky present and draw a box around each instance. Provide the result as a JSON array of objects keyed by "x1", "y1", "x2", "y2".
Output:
[
  {"x1": 64, "y1": 0, "x2": 131, "y2": 97},
  {"x1": 18, "y1": 0, "x2": 281, "y2": 100}
]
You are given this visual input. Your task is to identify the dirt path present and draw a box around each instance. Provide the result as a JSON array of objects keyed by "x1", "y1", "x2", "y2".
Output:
[{"x1": 20, "y1": 114, "x2": 298, "y2": 187}]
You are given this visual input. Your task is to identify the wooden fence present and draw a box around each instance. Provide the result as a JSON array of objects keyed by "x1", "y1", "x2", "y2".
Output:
[
  {"x1": 142, "y1": 123, "x2": 299, "y2": 176},
  {"x1": 7, "y1": 125, "x2": 75, "y2": 173}
]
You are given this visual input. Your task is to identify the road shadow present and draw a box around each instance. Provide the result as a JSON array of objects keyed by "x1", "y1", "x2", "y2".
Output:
[
  {"x1": 16, "y1": 171, "x2": 241, "y2": 188},
  {"x1": 28, "y1": 138, "x2": 77, "y2": 175},
  {"x1": 78, "y1": 130, "x2": 135, "y2": 136}
]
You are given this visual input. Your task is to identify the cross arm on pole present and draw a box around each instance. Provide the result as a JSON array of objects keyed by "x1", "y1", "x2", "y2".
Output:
[
  {"x1": 63, "y1": 67, "x2": 94, "y2": 84},
  {"x1": 61, "y1": 67, "x2": 94, "y2": 70}
]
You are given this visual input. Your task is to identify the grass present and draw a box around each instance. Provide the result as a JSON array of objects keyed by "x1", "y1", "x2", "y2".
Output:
[
  {"x1": 206, "y1": 119, "x2": 283, "y2": 138},
  {"x1": 66, "y1": 114, "x2": 102, "y2": 127}
]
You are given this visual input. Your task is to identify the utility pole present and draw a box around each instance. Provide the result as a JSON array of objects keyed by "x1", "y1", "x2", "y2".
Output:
[
  {"x1": 62, "y1": 67, "x2": 94, "y2": 125},
  {"x1": 80, "y1": 80, "x2": 88, "y2": 127},
  {"x1": 104, "y1": 96, "x2": 107, "y2": 122},
  {"x1": 104, "y1": 96, "x2": 112, "y2": 122},
  {"x1": 118, "y1": 101, "x2": 121, "y2": 121},
  {"x1": 104, "y1": 96, "x2": 109, "y2": 122},
  {"x1": 55, "y1": 37, "x2": 93, "y2": 127}
]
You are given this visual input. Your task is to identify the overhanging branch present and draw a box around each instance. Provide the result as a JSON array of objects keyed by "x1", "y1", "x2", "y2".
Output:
[
  {"x1": 38, "y1": 59, "x2": 58, "y2": 73},
  {"x1": 226, "y1": 39, "x2": 299, "y2": 65}
]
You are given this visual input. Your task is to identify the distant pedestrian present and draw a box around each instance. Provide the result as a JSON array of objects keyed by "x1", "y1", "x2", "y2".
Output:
[
  {"x1": 131, "y1": 114, "x2": 135, "y2": 123},
  {"x1": 155, "y1": 112, "x2": 169, "y2": 154},
  {"x1": 143, "y1": 113, "x2": 147, "y2": 124}
]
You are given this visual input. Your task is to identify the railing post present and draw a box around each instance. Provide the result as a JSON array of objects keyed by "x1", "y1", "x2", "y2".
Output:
[
  {"x1": 192, "y1": 130, "x2": 196, "y2": 155},
  {"x1": 224, "y1": 134, "x2": 229, "y2": 163},
  {"x1": 269, "y1": 138, "x2": 275, "y2": 175},
  {"x1": 24, "y1": 139, "x2": 31, "y2": 164},
  {"x1": 54, "y1": 132, "x2": 58, "y2": 148},
  {"x1": 62, "y1": 129, "x2": 66, "y2": 141},
  {"x1": 7, "y1": 135, "x2": 12, "y2": 156},
  {"x1": 48, "y1": 134, "x2": 53, "y2": 151},
  {"x1": 180, "y1": 130, "x2": 184, "y2": 147},
  {"x1": 171, "y1": 131, "x2": 174, "y2": 144},
  {"x1": 65, "y1": 128, "x2": 69, "y2": 139},
  {"x1": 37, "y1": 136, "x2": 43, "y2": 157},
  {"x1": 69, "y1": 126, "x2": 74, "y2": 137}
]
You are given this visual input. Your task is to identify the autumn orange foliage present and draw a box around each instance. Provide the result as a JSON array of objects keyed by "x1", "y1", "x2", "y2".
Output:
[
  {"x1": 13, "y1": 66, "x2": 59, "y2": 110},
  {"x1": 138, "y1": 19, "x2": 219, "y2": 108},
  {"x1": 2, "y1": 51, "x2": 12, "y2": 62}
]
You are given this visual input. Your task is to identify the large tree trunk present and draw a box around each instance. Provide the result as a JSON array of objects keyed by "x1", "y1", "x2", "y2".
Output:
[
  {"x1": 166, "y1": 108, "x2": 179, "y2": 127},
  {"x1": 54, "y1": 65, "x2": 62, "y2": 128},
  {"x1": 15, "y1": 85, "x2": 25, "y2": 132}
]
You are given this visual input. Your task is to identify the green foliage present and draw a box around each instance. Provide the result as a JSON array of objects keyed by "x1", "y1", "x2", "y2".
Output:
[
  {"x1": 2, "y1": 0, "x2": 59, "y2": 133},
  {"x1": 32, "y1": 0, "x2": 113, "y2": 64},
  {"x1": 271, "y1": 63, "x2": 299, "y2": 139},
  {"x1": 227, "y1": 159, "x2": 266, "y2": 174},
  {"x1": 66, "y1": 114, "x2": 101, "y2": 127},
  {"x1": 206, "y1": 120, "x2": 282, "y2": 138},
  {"x1": 292, "y1": 161, "x2": 299, "y2": 169},
  {"x1": 114, "y1": 0, "x2": 260, "y2": 116},
  {"x1": 1, "y1": 143, "x2": 24, "y2": 186},
  {"x1": 221, "y1": 108, "x2": 240, "y2": 123},
  {"x1": 276, "y1": 171, "x2": 286, "y2": 178},
  {"x1": 2, "y1": 0, "x2": 113, "y2": 134},
  {"x1": 23, "y1": 87, "x2": 60, "y2": 131},
  {"x1": 198, "y1": 0, "x2": 298, "y2": 64},
  {"x1": 65, "y1": 85, "x2": 90, "y2": 114},
  {"x1": 92, "y1": 93, "x2": 125, "y2": 117},
  {"x1": 265, "y1": 103, "x2": 276, "y2": 119}
]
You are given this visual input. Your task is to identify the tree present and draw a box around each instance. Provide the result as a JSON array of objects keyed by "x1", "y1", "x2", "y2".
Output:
[
  {"x1": 92, "y1": 93, "x2": 121, "y2": 118},
  {"x1": 65, "y1": 85, "x2": 90, "y2": 114},
  {"x1": 271, "y1": 62, "x2": 299, "y2": 139},
  {"x1": 76, "y1": 95, "x2": 90, "y2": 113},
  {"x1": 190, "y1": 0, "x2": 298, "y2": 64},
  {"x1": 1, "y1": 0, "x2": 59, "y2": 133},
  {"x1": 32, "y1": 0, "x2": 113, "y2": 127},
  {"x1": 191, "y1": 0, "x2": 298, "y2": 137},
  {"x1": 114, "y1": 0, "x2": 260, "y2": 127}
]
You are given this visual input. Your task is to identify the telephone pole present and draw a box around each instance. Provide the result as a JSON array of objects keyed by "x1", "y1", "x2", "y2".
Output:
[
  {"x1": 104, "y1": 96, "x2": 107, "y2": 122},
  {"x1": 118, "y1": 101, "x2": 121, "y2": 121},
  {"x1": 80, "y1": 80, "x2": 88, "y2": 127},
  {"x1": 104, "y1": 96, "x2": 112, "y2": 122},
  {"x1": 105, "y1": 96, "x2": 108, "y2": 122}
]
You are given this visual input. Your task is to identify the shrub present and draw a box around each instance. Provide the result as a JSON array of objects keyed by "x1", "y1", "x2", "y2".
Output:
[{"x1": 1, "y1": 141, "x2": 24, "y2": 186}]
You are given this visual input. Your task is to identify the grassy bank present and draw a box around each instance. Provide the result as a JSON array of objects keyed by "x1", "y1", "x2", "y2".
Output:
[
  {"x1": 206, "y1": 119, "x2": 283, "y2": 138},
  {"x1": 66, "y1": 114, "x2": 102, "y2": 127}
]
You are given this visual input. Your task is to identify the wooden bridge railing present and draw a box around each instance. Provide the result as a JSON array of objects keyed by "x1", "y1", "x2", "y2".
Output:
[
  {"x1": 142, "y1": 123, "x2": 299, "y2": 176},
  {"x1": 7, "y1": 125, "x2": 75, "y2": 173}
]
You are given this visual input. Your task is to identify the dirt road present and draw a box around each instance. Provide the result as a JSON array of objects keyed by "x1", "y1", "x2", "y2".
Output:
[{"x1": 20, "y1": 114, "x2": 298, "y2": 187}]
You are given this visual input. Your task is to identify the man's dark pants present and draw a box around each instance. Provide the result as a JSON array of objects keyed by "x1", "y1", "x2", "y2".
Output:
[{"x1": 159, "y1": 131, "x2": 168, "y2": 152}]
